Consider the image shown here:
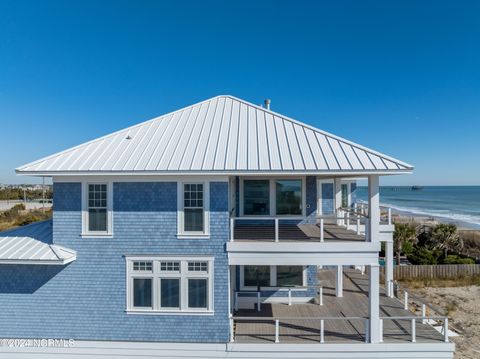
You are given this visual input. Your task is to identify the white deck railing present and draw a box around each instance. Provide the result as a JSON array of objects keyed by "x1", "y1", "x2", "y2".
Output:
[
  {"x1": 234, "y1": 285, "x2": 324, "y2": 311},
  {"x1": 379, "y1": 316, "x2": 449, "y2": 343},
  {"x1": 230, "y1": 316, "x2": 369, "y2": 344}
]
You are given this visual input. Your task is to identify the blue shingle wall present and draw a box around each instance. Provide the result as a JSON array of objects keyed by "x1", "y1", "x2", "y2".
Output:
[
  {"x1": 0, "y1": 181, "x2": 230, "y2": 343},
  {"x1": 321, "y1": 183, "x2": 334, "y2": 215}
]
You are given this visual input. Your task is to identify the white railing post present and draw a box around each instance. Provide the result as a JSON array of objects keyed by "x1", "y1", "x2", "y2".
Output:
[
  {"x1": 345, "y1": 211, "x2": 350, "y2": 228},
  {"x1": 319, "y1": 286, "x2": 323, "y2": 306},
  {"x1": 257, "y1": 292, "x2": 261, "y2": 312},
  {"x1": 274, "y1": 218, "x2": 279, "y2": 242},
  {"x1": 444, "y1": 318, "x2": 449, "y2": 343},
  {"x1": 388, "y1": 207, "x2": 392, "y2": 225},
  {"x1": 230, "y1": 317, "x2": 235, "y2": 342},
  {"x1": 356, "y1": 216, "x2": 361, "y2": 235},
  {"x1": 411, "y1": 319, "x2": 416, "y2": 343},
  {"x1": 320, "y1": 218, "x2": 324, "y2": 242},
  {"x1": 320, "y1": 319, "x2": 325, "y2": 343},
  {"x1": 275, "y1": 320, "x2": 280, "y2": 343},
  {"x1": 288, "y1": 288, "x2": 292, "y2": 306},
  {"x1": 404, "y1": 291, "x2": 408, "y2": 310},
  {"x1": 234, "y1": 292, "x2": 239, "y2": 311},
  {"x1": 379, "y1": 319, "x2": 383, "y2": 343},
  {"x1": 422, "y1": 304, "x2": 426, "y2": 324},
  {"x1": 365, "y1": 319, "x2": 370, "y2": 343},
  {"x1": 230, "y1": 217, "x2": 234, "y2": 242}
]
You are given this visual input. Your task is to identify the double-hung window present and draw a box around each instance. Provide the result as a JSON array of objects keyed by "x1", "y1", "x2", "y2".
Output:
[
  {"x1": 178, "y1": 182, "x2": 209, "y2": 238},
  {"x1": 126, "y1": 257, "x2": 214, "y2": 314},
  {"x1": 83, "y1": 182, "x2": 112, "y2": 236}
]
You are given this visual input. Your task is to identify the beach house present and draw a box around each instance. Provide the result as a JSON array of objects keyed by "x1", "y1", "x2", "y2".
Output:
[{"x1": 0, "y1": 95, "x2": 454, "y2": 358}]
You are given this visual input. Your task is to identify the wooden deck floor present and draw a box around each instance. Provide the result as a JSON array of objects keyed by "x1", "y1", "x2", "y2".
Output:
[
  {"x1": 234, "y1": 223, "x2": 365, "y2": 242},
  {"x1": 234, "y1": 268, "x2": 444, "y2": 344}
]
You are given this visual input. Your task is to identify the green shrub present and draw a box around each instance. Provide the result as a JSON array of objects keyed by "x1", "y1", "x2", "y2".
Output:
[
  {"x1": 442, "y1": 255, "x2": 475, "y2": 265},
  {"x1": 407, "y1": 246, "x2": 439, "y2": 264},
  {"x1": 14, "y1": 213, "x2": 41, "y2": 226}
]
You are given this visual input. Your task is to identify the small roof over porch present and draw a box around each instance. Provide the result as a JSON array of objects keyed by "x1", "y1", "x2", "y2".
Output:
[{"x1": 0, "y1": 220, "x2": 76, "y2": 265}]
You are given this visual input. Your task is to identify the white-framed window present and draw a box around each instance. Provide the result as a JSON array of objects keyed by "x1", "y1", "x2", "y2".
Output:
[
  {"x1": 240, "y1": 265, "x2": 307, "y2": 290},
  {"x1": 81, "y1": 182, "x2": 113, "y2": 237},
  {"x1": 177, "y1": 181, "x2": 210, "y2": 239},
  {"x1": 240, "y1": 178, "x2": 305, "y2": 217},
  {"x1": 126, "y1": 256, "x2": 214, "y2": 314}
]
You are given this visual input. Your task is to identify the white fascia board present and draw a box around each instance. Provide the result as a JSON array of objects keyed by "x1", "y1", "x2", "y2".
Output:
[
  {"x1": 0, "y1": 258, "x2": 75, "y2": 265},
  {"x1": 227, "y1": 241, "x2": 380, "y2": 253},
  {"x1": 19, "y1": 169, "x2": 413, "y2": 177},
  {"x1": 228, "y1": 252, "x2": 380, "y2": 266}
]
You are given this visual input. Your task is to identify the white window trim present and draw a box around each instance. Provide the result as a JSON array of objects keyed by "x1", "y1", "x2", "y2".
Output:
[
  {"x1": 239, "y1": 265, "x2": 308, "y2": 291},
  {"x1": 177, "y1": 181, "x2": 210, "y2": 239},
  {"x1": 125, "y1": 256, "x2": 214, "y2": 315},
  {"x1": 81, "y1": 181, "x2": 113, "y2": 238},
  {"x1": 239, "y1": 177, "x2": 306, "y2": 218}
]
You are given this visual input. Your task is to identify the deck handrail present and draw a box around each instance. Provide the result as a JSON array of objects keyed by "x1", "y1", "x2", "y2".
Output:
[
  {"x1": 234, "y1": 285, "x2": 324, "y2": 310},
  {"x1": 379, "y1": 316, "x2": 449, "y2": 343},
  {"x1": 230, "y1": 316, "x2": 369, "y2": 344}
]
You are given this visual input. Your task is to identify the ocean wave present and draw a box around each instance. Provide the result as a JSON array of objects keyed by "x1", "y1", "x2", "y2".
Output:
[{"x1": 381, "y1": 203, "x2": 480, "y2": 228}]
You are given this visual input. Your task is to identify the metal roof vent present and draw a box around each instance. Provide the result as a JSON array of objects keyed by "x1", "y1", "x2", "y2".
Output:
[
  {"x1": 125, "y1": 135, "x2": 132, "y2": 140},
  {"x1": 264, "y1": 99, "x2": 271, "y2": 110}
]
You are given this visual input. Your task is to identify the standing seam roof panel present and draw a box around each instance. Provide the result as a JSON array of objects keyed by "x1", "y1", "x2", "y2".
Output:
[
  {"x1": 213, "y1": 98, "x2": 233, "y2": 170},
  {"x1": 256, "y1": 109, "x2": 271, "y2": 170},
  {"x1": 190, "y1": 98, "x2": 218, "y2": 170},
  {"x1": 203, "y1": 97, "x2": 226, "y2": 170},
  {"x1": 274, "y1": 118, "x2": 294, "y2": 170},
  {"x1": 179, "y1": 102, "x2": 210, "y2": 170}
]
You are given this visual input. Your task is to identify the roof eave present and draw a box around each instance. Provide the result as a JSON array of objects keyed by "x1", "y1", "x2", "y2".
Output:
[{"x1": 16, "y1": 169, "x2": 414, "y2": 177}]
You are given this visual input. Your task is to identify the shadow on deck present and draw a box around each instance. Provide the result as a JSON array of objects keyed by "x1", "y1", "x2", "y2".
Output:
[
  {"x1": 233, "y1": 222, "x2": 365, "y2": 242},
  {"x1": 233, "y1": 268, "x2": 444, "y2": 344}
]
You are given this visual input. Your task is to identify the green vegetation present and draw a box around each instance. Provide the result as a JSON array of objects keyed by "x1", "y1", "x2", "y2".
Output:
[
  {"x1": 393, "y1": 223, "x2": 417, "y2": 265},
  {"x1": 0, "y1": 204, "x2": 52, "y2": 232},
  {"x1": 393, "y1": 222, "x2": 477, "y2": 265},
  {"x1": 0, "y1": 187, "x2": 52, "y2": 201}
]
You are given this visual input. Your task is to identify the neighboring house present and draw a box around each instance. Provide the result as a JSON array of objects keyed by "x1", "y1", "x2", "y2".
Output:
[{"x1": 0, "y1": 96, "x2": 454, "y2": 358}]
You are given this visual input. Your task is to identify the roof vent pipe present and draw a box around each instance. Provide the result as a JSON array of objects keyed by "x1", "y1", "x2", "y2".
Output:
[{"x1": 264, "y1": 99, "x2": 271, "y2": 110}]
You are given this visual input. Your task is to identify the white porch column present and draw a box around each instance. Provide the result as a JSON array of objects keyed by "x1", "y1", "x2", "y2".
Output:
[
  {"x1": 335, "y1": 265, "x2": 343, "y2": 297},
  {"x1": 368, "y1": 175, "x2": 380, "y2": 242},
  {"x1": 229, "y1": 266, "x2": 236, "y2": 313},
  {"x1": 368, "y1": 263, "x2": 381, "y2": 343},
  {"x1": 334, "y1": 178, "x2": 342, "y2": 225},
  {"x1": 385, "y1": 241, "x2": 394, "y2": 297}
]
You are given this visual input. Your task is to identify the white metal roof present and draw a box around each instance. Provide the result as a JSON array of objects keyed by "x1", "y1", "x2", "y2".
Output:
[
  {"x1": 0, "y1": 221, "x2": 76, "y2": 265},
  {"x1": 16, "y1": 95, "x2": 413, "y2": 175}
]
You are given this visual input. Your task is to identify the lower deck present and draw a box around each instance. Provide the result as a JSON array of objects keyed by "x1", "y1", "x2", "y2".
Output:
[{"x1": 233, "y1": 268, "x2": 445, "y2": 344}]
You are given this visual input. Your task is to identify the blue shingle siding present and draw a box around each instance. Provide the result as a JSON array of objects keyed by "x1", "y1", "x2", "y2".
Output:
[
  {"x1": 0, "y1": 181, "x2": 230, "y2": 343},
  {"x1": 321, "y1": 183, "x2": 334, "y2": 215}
]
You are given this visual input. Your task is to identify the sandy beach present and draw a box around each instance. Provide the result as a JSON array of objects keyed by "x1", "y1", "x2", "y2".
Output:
[{"x1": 408, "y1": 285, "x2": 480, "y2": 359}]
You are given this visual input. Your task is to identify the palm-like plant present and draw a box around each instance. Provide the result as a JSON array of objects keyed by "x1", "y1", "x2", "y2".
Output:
[
  {"x1": 430, "y1": 224, "x2": 463, "y2": 258},
  {"x1": 393, "y1": 223, "x2": 417, "y2": 265}
]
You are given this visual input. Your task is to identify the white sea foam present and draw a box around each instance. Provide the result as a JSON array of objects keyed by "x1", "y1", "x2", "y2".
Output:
[{"x1": 381, "y1": 202, "x2": 480, "y2": 228}]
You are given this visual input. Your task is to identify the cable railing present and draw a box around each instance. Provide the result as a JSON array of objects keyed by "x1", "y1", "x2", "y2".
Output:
[
  {"x1": 234, "y1": 285, "x2": 324, "y2": 311},
  {"x1": 379, "y1": 316, "x2": 449, "y2": 343},
  {"x1": 230, "y1": 316, "x2": 369, "y2": 344}
]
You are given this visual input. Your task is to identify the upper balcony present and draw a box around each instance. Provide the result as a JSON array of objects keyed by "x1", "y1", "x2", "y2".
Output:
[{"x1": 226, "y1": 205, "x2": 393, "y2": 266}]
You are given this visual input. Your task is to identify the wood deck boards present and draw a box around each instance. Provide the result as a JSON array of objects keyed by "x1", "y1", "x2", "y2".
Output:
[
  {"x1": 234, "y1": 268, "x2": 444, "y2": 344},
  {"x1": 234, "y1": 223, "x2": 365, "y2": 242}
]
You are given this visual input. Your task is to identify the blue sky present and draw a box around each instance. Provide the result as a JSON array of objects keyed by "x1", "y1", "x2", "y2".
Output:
[{"x1": 1, "y1": 0, "x2": 479, "y2": 185}]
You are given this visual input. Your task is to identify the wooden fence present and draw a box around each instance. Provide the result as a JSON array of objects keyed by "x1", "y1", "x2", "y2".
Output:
[{"x1": 380, "y1": 264, "x2": 480, "y2": 280}]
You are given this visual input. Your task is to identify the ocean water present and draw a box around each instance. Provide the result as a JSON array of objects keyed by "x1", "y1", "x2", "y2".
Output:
[{"x1": 356, "y1": 186, "x2": 480, "y2": 229}]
